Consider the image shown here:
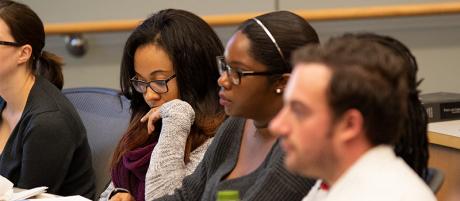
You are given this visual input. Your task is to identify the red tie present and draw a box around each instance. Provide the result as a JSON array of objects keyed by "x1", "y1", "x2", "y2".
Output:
[{"x1": 320, "y1": 182, "x2": 330, "y2": 191}]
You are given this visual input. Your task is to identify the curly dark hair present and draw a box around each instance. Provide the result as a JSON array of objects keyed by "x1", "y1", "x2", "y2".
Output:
[{"x1": 353, "y1": 33, "x2": 429, "y2": 179}]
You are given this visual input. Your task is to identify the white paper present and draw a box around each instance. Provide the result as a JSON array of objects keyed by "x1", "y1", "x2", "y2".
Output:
[
  {"x1": 9, "y1": 186, "x2": 48, "y2": 201},
  {"x1": 428, "y1": 119, "x2": 460, "y2": 137},
  {"x1": 27, "y1": 195, "x2": 91, "y2": 201},
  {"x1": 0, "y1": 176, "x2": 13, "y2": 201}
]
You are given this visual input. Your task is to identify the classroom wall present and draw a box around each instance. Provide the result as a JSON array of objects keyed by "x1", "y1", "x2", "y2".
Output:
[{"x1": 19, "y1": 0, "x2": 460, "y2": 94}]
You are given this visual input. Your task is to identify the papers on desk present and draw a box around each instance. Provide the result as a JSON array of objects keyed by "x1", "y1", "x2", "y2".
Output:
[
  {"x1": 9, "y1": 186, "x2": 48, "y2": 201},
  {"x1": 0, "y1": 176, "x2": 13, "y2": 201},
  {"x1": 0, "y1": 176, "x2": 48, "y2": 201},
  {"x1": 0, "y1": 175, "x2": 90, "y2": 201},
  {"x1": 0, "y1": 175, "x2": 48, "y2": 201},
  {"x1": 28, "y1": 195, "x2": 91, "y2": 201},
  {"x1": 428, "y1": 119, "x2": 460, "y2": 137}
]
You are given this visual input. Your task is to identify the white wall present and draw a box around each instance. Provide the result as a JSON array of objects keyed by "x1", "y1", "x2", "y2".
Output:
[{"x1": 18, "y1": 0, "x2": 460, "y2": 93}]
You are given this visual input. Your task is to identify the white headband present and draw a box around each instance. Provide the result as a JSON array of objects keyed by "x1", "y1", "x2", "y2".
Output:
[{"x1": 252, "y1": 17, "x2": 286, "y2": 62}]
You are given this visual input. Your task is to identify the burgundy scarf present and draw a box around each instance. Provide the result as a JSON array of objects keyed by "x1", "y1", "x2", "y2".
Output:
[{"x1": 112, "y1": 142, "x2": 156, "y2": 201}]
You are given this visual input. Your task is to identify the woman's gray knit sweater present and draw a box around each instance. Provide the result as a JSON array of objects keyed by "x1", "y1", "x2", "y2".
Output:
[{"x1": 154, "y1": 117, "x2": 316, "y2": 201}]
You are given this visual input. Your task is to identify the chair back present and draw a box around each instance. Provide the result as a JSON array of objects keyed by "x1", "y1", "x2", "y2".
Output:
[
  {"x1": 425, "y1": 167, "x2": 444, "y2": 193},
  {"x1": 63, "y1": 87, "x2": 131, "y2": 196}
]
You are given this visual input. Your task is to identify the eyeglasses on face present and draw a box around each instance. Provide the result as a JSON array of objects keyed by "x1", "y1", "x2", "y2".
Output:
[
  {"x1": 0, "y1": 41, "x2": 22, "y2": 47},
  {"x1": 216, "y1": 56, "x2": 283, "y2": 85},
  {"x1": 130, "y1": 74, "x2": 176, "y2": 94}
]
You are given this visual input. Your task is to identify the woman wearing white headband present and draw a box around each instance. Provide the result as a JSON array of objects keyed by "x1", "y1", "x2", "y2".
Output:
[{"x1": 153, "y1": 10, "x2": 319, "y2": 201}]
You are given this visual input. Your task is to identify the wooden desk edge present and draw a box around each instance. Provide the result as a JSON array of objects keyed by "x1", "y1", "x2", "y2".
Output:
[
  {"x1": 44, "y1": 2, "x2": 460, "y2": 35},
  {"x1": 428, "y1": 131, "x2": 460, "y2": 150}
]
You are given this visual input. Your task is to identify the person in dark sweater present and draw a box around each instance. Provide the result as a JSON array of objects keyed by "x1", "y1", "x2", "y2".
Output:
[
  {"x1": 0, "y1": 0, "x2": 95, "y2": 198},
  {"x1": 154, "y1": 11, "x2": 319, "y2": 201}
]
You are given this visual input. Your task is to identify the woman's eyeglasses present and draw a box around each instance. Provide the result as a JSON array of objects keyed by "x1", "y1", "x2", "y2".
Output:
[
  {"x1": 0, "y1": 41, "x2": 22, "y2": 47},
  {"x1": 216, "y1": 56, "x2": 283, "y2": 85},
  {"x1": 130, "y1": 74, "x2": 176, "y2": 94}
]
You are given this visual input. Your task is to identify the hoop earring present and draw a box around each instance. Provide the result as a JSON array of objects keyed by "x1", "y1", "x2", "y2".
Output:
[{"x1": 275, "y1": 88, "x2": 282, "y2": 94}]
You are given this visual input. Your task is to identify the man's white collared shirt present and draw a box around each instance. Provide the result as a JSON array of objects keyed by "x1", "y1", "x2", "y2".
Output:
[{"x1": 302, "y1": 145, "x2": 437, "y2": 201}]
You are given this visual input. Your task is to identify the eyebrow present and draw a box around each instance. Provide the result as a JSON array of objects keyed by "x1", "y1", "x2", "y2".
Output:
[
  {"x1": 289, "y1": 99, "x2": 310, "y2": 118},
  {"x1": 289, "y1": 100, "x2": 306, "y2": 109},
  {"x1": 134, "y1": 69, "x2": 170, "y2": 80},
  {"x1": 149, "y1": 69, "x2": 169, "y2": 76},
  {"x1": 227, "y1": 60, "x2": 252, "y2": 70}
]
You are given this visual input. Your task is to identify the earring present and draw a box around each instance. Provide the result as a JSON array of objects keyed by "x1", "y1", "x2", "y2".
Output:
[{"x1": 275, "y1": 88, "x2": 282, "y2": 94}]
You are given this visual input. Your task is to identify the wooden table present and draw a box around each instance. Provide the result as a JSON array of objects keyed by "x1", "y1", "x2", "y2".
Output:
[{"x1": 428, "y1": 122, "x2": 460, "y2": 201}]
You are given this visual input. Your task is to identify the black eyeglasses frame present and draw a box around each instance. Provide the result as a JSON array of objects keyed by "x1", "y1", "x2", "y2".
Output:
[
  {"x1": 216, "y1": 56, "x2": 284, "y2": 85},
  {"x1": 0, "y1": 41, "x2": 22, "y2": 47},
  {"x1": 130, "y1": 74, "x2": 176, "y2": 94}
]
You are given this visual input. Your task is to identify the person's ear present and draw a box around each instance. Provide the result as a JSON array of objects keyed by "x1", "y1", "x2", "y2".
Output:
[
  {"x1": 17, "y1": 44, "x2": 33, "y2": 65},
  {"x1": 274, "y1": 73, "x2": 290, "y2": 94},
  {"x1": 334, "y1": 109, "x2": 364, "y2": 143}
]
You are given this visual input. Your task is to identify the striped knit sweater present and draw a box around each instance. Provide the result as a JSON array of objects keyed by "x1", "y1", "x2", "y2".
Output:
[
  {"x1": 99, "y1": 100, "x2": 212, "y2": 201},
  {"x1": 154, "y1": 117, "x2": 316, "y2": 201}
]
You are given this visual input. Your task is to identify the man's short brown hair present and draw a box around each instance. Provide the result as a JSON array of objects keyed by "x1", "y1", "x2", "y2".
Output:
[{"x1": 292, "y1": 34, "x2": 408, "y2": 146}]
